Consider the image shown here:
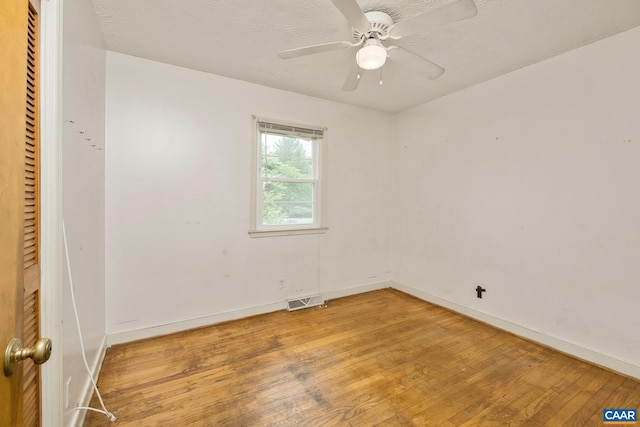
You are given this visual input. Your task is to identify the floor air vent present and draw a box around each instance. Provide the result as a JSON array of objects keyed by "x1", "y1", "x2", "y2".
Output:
[{"x1": 286, "y1": 294, "x2": 325, "y2": 311}]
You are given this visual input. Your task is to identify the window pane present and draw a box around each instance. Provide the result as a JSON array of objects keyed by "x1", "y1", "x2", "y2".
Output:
[
  {"x1": 261, "y1": 134, "x2": 313, "y2": 179},
  {"x1": 262, "y1": 181, "x2": 314, "y2": 225}
]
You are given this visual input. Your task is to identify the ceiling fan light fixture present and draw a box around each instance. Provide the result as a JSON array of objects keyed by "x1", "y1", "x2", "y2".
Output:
[{"x1": 356, "y1": 39, "x2": 387, "y2": 70}]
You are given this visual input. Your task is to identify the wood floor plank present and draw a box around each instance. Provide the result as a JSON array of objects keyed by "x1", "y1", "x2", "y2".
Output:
[{"x1": 84, "y1": 289, "x2": 640, "y2": 426}]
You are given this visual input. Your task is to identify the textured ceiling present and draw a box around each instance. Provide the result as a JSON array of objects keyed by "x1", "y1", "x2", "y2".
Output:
[{"x1": 92, "y1": 0, "x2": 640, "y2": 113}]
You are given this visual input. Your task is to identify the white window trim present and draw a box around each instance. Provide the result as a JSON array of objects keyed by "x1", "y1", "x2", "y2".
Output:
[{"x1": 249, "y1": 115, "x2": 328, "y2": 238}]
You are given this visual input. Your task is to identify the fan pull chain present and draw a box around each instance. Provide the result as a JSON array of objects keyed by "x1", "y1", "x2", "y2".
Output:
[{"x1": 379, "y1": 67, "x2": 383, "y2": 85}]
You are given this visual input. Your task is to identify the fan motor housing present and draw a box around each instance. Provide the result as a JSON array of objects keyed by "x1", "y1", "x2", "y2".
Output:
[{"x1": 353, "y1": 11, "x2": 394, "y2": 41}]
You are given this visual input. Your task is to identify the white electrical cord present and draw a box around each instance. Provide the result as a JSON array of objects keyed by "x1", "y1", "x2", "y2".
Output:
[{"x1": 62, "y1": 220, "x2": 117, "y2": 423}]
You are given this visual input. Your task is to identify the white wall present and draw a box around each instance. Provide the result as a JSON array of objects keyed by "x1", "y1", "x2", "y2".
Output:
[
  {"x1": 392, "y1": 27, "x2": 640, "y2": 370},
  {"x1": 105, "y1": 52, "x2": 392, "y2": 336},
  {"x1": 62, "y1": 0, "x2": 106, "y2": 424}
]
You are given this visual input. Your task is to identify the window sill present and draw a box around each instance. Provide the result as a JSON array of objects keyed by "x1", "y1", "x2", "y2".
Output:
[{"x1": 248, "y1": 226, "x2": 329, "y2": 238}]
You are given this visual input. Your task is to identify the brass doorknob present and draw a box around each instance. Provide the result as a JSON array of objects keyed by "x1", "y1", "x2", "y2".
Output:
[{"x1": 4, "y1": 337, "x2": 52, "y2": 377}]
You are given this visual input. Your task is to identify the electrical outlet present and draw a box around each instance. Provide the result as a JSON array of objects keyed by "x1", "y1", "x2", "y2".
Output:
[
  {"x1": 279, "y1": 279, "x2": 285, "y2": 289},
  {"x1": 65, "y1": 377, "x2": 71, "y2": 408}
]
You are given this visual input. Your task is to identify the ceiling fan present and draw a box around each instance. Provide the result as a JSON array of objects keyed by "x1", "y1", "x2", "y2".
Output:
[{"x1": 278, "y1": 0, "x2": 478, "y2": 91}]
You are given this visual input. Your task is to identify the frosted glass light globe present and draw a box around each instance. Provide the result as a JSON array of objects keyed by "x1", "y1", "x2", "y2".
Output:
[{"x1": 356, "y1": 41, "x2": 387, "y2": 70}]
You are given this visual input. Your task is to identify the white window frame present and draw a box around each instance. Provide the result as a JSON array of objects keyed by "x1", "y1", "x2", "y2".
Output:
[{"x1": 249, "y1": 116, "x2": 328, "y2": 238}]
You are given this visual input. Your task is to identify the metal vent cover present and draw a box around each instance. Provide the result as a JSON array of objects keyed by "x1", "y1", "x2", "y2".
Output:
[{"x1": 287, "y1": 294, "x2": 325, "y2": 311}]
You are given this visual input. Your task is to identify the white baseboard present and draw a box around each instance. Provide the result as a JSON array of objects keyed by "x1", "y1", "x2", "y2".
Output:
[
  {"x1": 392, "y1": 281, "x2": 640, "y2": 380},
  {"x1": 106, "y1": 281, "x2": 392, "y2": 346},
  {"x1": 69, "y1": 335, "x2": 109, "y2": 427},
  {"x1": 105, "y1": 279, "x2": 638, "y2": 380},
  {"x1": 323, "y1": 280, "x2": 391, "y2": 301},
  {"x1": 106, "y1": 301, "x2": 285, "y2": 346}
]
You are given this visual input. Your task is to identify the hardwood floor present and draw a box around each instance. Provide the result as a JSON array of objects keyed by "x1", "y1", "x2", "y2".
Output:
[{"x1": 84, "y1": 289, "x2": 640, "y2": 426}]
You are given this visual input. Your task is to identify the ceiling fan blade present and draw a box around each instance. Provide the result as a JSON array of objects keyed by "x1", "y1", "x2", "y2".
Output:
[
  {"x1": 330, "y1": 0, "x2": 370, "y2": 34},
  {"x1": 389, "y1": 47, "x2": 445, "y2": 80},
  {"x1": 278, "y1": 41, "x2": 352, "y2": 59},
  {"x1": 389, "y1": 0, "x2": 477, "y2": 39},
  {"x1": 342, "y1": 63, "x2": 360, "y2": 91}
]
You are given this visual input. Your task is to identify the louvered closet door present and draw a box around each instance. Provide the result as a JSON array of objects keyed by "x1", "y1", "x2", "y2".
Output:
[{"x1": 23, "y1": 1, "x2": 41, "y2": 425}]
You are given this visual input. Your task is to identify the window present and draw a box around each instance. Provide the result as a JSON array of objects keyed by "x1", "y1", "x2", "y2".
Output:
[{"x1": 249, "y1": 117, "x2": 327, "y2": 237}]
